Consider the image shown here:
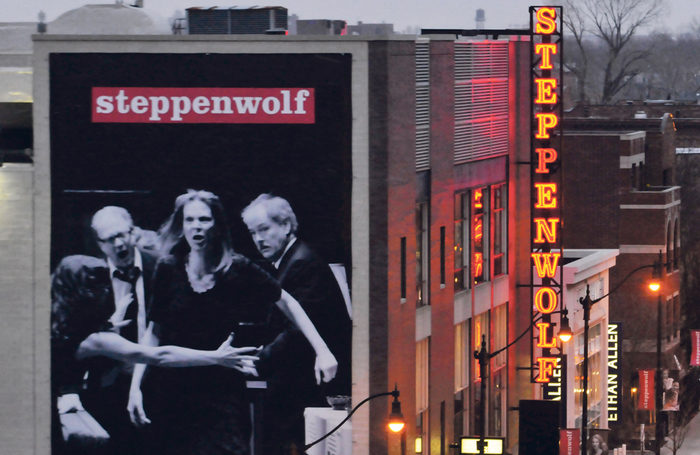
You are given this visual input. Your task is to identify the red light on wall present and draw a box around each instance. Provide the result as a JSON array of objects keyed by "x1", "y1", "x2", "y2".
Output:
[
  {"x1": 535, "y1": 43, "x2": 557, "y2": 70},
  {"x1": 535, "y1": 7, "x2": 557, "y2": 34},
  {"x1": 536, "y1": 322, "x2": 557, "y2": 348},
  {"x1": 535, "y1": 148, "x2": 557, "y2": 173},
  {"x1": 533, "y1": 218, "x2": 559, "y2": 243},
  {"x1": 535, "y1": 357, "x2": 558, "y2": 383},
  {"x1": 534, "y1": 183, "x2": 557, "y2": 209},
  {"x1": 534, "y1": 79, "x2": 558, "y2": 104},
  {"x1": 532, "y1": 253, "x2": 561, "y2": 278},
  {"x1": 534, "y1": 287, "x2": 558, "y2": 313},
  {"x1": 535, "y1": 113, "x2": 558, "y2": 139}
]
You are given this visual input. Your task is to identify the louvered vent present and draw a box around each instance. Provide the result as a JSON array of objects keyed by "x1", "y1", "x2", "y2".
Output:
[
  {"x1": 454, "y1": 41, "x2": 509, "y2": 164},
  {"x1": 416, "y1": 39, "x2": 430, "y2": 171}
]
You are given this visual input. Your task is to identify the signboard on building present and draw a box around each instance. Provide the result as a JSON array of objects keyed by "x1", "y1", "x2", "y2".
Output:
[
  {"x1": 49, "y1": 52, "x2": 353, "y2": 455},
  {"x1": 607, "y1": 323, "x2": 622, "y2": 423},
  {"x1": 559, "y1": 429, "x2": 580, "y2": 455},
  {"x1": 691, "y1": 330, "x2": 700, "y2": 366},
  {"x1": 529, "y1": 5, "x2": 564, "y2": 383},
  {"x1": 638, "y1": 369, "x2": 655, "y2": 410}
]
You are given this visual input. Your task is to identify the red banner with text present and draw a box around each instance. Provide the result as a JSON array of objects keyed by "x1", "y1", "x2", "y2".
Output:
[
  {"x1": 638, "y1": 369, "x2": 655, "y2": 410},
  {"x1": 692, "y1": 330, "x2": 700, "y2": 366},
  {"x1": 559, "y1": 429, "x2": 580, "y2": 455},
  {"x1": 92, "y1": 87, "x2": 315, "y2": 124}
]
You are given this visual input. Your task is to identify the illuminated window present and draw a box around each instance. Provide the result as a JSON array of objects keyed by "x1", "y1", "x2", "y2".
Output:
[
  {"x1": 417, "y1": 338, "x2": 430, "y2": 454},
  {"x1": 574, "y1": 323, "x2": 603, "y2": 428},
  {"x1": 492, "y1": 184, "x2": 507, "y2": 277},
  {"x1": 455, "y1": 321, "x2": 470, "y2": 391},
  {"x1": 473, "y1": 311, "x2": 490, "y2": 435},
  {"x1": 417, "y1": 338, "x2": 430, "y2": 412},
  {"x1": 454, "y1": 192, "x2": 469, "y2": 290},
  {"x1": 417, "y1": 202, "x2": 430, "y2": 306},
  {"x1": 473, "y1": 187, "x2": 489, "y2": 284}
]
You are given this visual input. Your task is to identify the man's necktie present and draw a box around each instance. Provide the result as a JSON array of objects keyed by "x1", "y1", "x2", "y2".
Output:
[{"x1": 113, "y1": 267, "x2": 141, "y2": 342}]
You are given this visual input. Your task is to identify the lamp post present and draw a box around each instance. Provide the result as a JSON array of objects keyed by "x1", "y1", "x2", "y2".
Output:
[
  {"x1": 473, "y1": 312, "x2": 572, "y2": 455},
  {"x1": 650, "y1": 252, "x2": 663, "y2": 455},
  {"x1": 303, "y1": 385, "x2": 405, "y2": 454},
  {"x1": 577, "y1": 256, "x2": 664, "y2": 455}
]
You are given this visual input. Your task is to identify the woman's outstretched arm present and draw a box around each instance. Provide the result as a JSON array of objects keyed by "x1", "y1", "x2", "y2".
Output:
[
  {"x1": 275, "y1": 289, "x2": 338, "y2": 384},
  {"x1": 75, "y1": 329, "x2": 259, "y2": 368}
]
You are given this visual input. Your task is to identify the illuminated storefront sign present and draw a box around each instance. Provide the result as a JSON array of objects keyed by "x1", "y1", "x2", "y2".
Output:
[
  {"x1": 529, "y1": 5, "x2": 564, "y2": 384},
  {"x1": 607, "y1": 323, "x2": 622, "y2": 422},
  {"x1": 543, "y1": 355, "x2": 566, "y2": 401}
]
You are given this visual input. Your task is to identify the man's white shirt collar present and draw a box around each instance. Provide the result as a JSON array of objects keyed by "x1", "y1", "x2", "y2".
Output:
[{"x1": 274, "y1": 236, "x2": 297, "y2": 269}]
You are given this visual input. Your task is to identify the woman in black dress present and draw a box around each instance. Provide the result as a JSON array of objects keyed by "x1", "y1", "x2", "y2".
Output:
[{"x1": 129, "y1": 190, "x2": 337, "y2": 455}]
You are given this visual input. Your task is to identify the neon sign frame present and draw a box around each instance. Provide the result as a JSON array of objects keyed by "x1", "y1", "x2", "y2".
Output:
[{"x1": 529, "y1": 5, "x2": 564, "y2": 384}]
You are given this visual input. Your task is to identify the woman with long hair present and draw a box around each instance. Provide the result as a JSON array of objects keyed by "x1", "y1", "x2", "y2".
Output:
[
  {"x1": 129, "y1": 190, "x2": 337, "y2": 455},
  {"x1": 588, "y1": 434, "x2": 608, "y2": 455}
]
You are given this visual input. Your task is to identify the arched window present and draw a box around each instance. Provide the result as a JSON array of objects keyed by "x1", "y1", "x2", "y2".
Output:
[{"x1": 666, "y1": 222, "x2": 672, "y2": 274}]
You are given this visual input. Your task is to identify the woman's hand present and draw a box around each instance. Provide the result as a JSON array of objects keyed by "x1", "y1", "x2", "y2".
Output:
[
  {"x1": 314, "y1": 350, "x2": 338, "y2": 385},
  {"x1": 214, "y1": 333, "x2": 260, "y2": 376},
  {"x1": 127, "y1": 389, "x2": 151, "y2": 427}
]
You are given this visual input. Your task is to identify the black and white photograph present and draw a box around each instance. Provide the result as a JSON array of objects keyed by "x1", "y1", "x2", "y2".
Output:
[{"x1": 49, "y1": 52, "x2": 353, "y2": 455}]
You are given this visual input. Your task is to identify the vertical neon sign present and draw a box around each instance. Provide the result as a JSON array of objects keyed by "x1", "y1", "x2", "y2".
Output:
[{"x1": 530, "y1": 5, "x2": 564, "y2": 384}]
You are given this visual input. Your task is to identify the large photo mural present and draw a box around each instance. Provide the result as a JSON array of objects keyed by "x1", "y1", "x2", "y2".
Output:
[{"x1": 49, "y1": 52, "x2": 352, "y2": 455}]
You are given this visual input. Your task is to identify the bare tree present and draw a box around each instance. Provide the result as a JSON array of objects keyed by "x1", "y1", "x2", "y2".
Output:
[{"x1": 562, "y1": 0, "x2": 666, "y2": 104}]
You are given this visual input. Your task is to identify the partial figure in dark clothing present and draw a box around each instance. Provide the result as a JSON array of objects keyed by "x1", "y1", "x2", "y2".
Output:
[
  {"x1": 243, "y1": 194, "x2": 352, "y2": 455},
  {"x1": 50, "y1": 254, "x2": 255, "y2": 455}
]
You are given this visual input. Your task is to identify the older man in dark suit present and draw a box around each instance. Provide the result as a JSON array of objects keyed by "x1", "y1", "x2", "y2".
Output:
[
  {"x1": 242, "y1": 194, "x2": 352, "y2": 455},
  {"x1": 57, "y1": 206, "x2": 159, "y2": 455}
]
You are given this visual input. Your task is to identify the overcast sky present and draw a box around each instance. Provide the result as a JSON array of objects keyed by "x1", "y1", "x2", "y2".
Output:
[{"x1": 3, "y1": 0, "x2": 698, "y2": 34}]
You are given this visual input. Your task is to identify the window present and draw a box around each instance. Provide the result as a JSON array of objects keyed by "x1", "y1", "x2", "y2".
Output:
[
  {"x1": 473, "y1": 312, "x2": 490, "y2": 435},
  {"x1": 674, "y1": 220, "x2": 680, "y2": 270},
  {"x1": 417, "y1": 338, "x2": 430, "y2": 412},
  {"x1": 417, "y1": 202, "x2": 430, "y2": 306},
  {"x1": 674, "y1": 294, "x2": 680, "y2": 337},
  {"x1": 454, "y1": 192, "x2": 469, "y2": 291},
  {"x1": 666, "y1": 296, "x2": 673, "y2": 342},
  {"x1": 575, "y1": 323, "x2": 603, "y2": 428},
  {"x1": 440, "y1": 226, "x2": 446, "y2": 287},
  {"x1": 493, "y1": 305, "x2": 507, "y2": 369},
  {"x1": 417, "y1": 338, "x2": 430, "y2": 455},
  {"x1": 400, "y1": 237, "x2": 407, "y2": 301},
  {"x1": 492, "y1": 184, "x2": 507, "y2": 277},
  {"x1": 667, "y1": 222, "x2": 673, "y2": 274},
  {"x1": 472, "y1": 187, "x2": 489, "y2": 285},
  {"x1": 455, "y1": 321, "x2": 470, "y2": 391}
]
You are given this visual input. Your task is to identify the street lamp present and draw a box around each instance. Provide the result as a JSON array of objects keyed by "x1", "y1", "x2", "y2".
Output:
[
  {"x1": 303, "y1": 385, "x2": 405, "y2": 453},
  {"x1": 650, "y1": 252, "x2": 663, "y2": 455},
  {"x1": 473, "y1": 310, "x2": 572, "y2": 455},
  {"x1": 577, "y1": 254, "x2": 664, "y2": 455}
]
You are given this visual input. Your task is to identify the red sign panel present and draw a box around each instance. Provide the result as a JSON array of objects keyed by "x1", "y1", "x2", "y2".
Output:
[
  {"x1": 92, "y1": 87, "x2": 315, "y2": 124},
  {"x1": 559, "y1": 429, "x2": 580, "y2": 455},
  {"x1": 692, "y1": 330, "x2": 700, "y2": 366},
  {"x1": 638, "y1": 369, "x2": 655, "y2": 410}
]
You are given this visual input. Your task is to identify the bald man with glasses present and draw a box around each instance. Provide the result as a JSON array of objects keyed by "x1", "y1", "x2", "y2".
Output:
[{"x1": 62, "y1": 206, "x2": 159, "y2": 455}]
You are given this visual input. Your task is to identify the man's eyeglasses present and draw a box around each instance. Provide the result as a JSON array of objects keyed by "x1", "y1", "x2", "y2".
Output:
[{"x1": 97, "y1": 228, "x2": 133, "y2": 245}]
